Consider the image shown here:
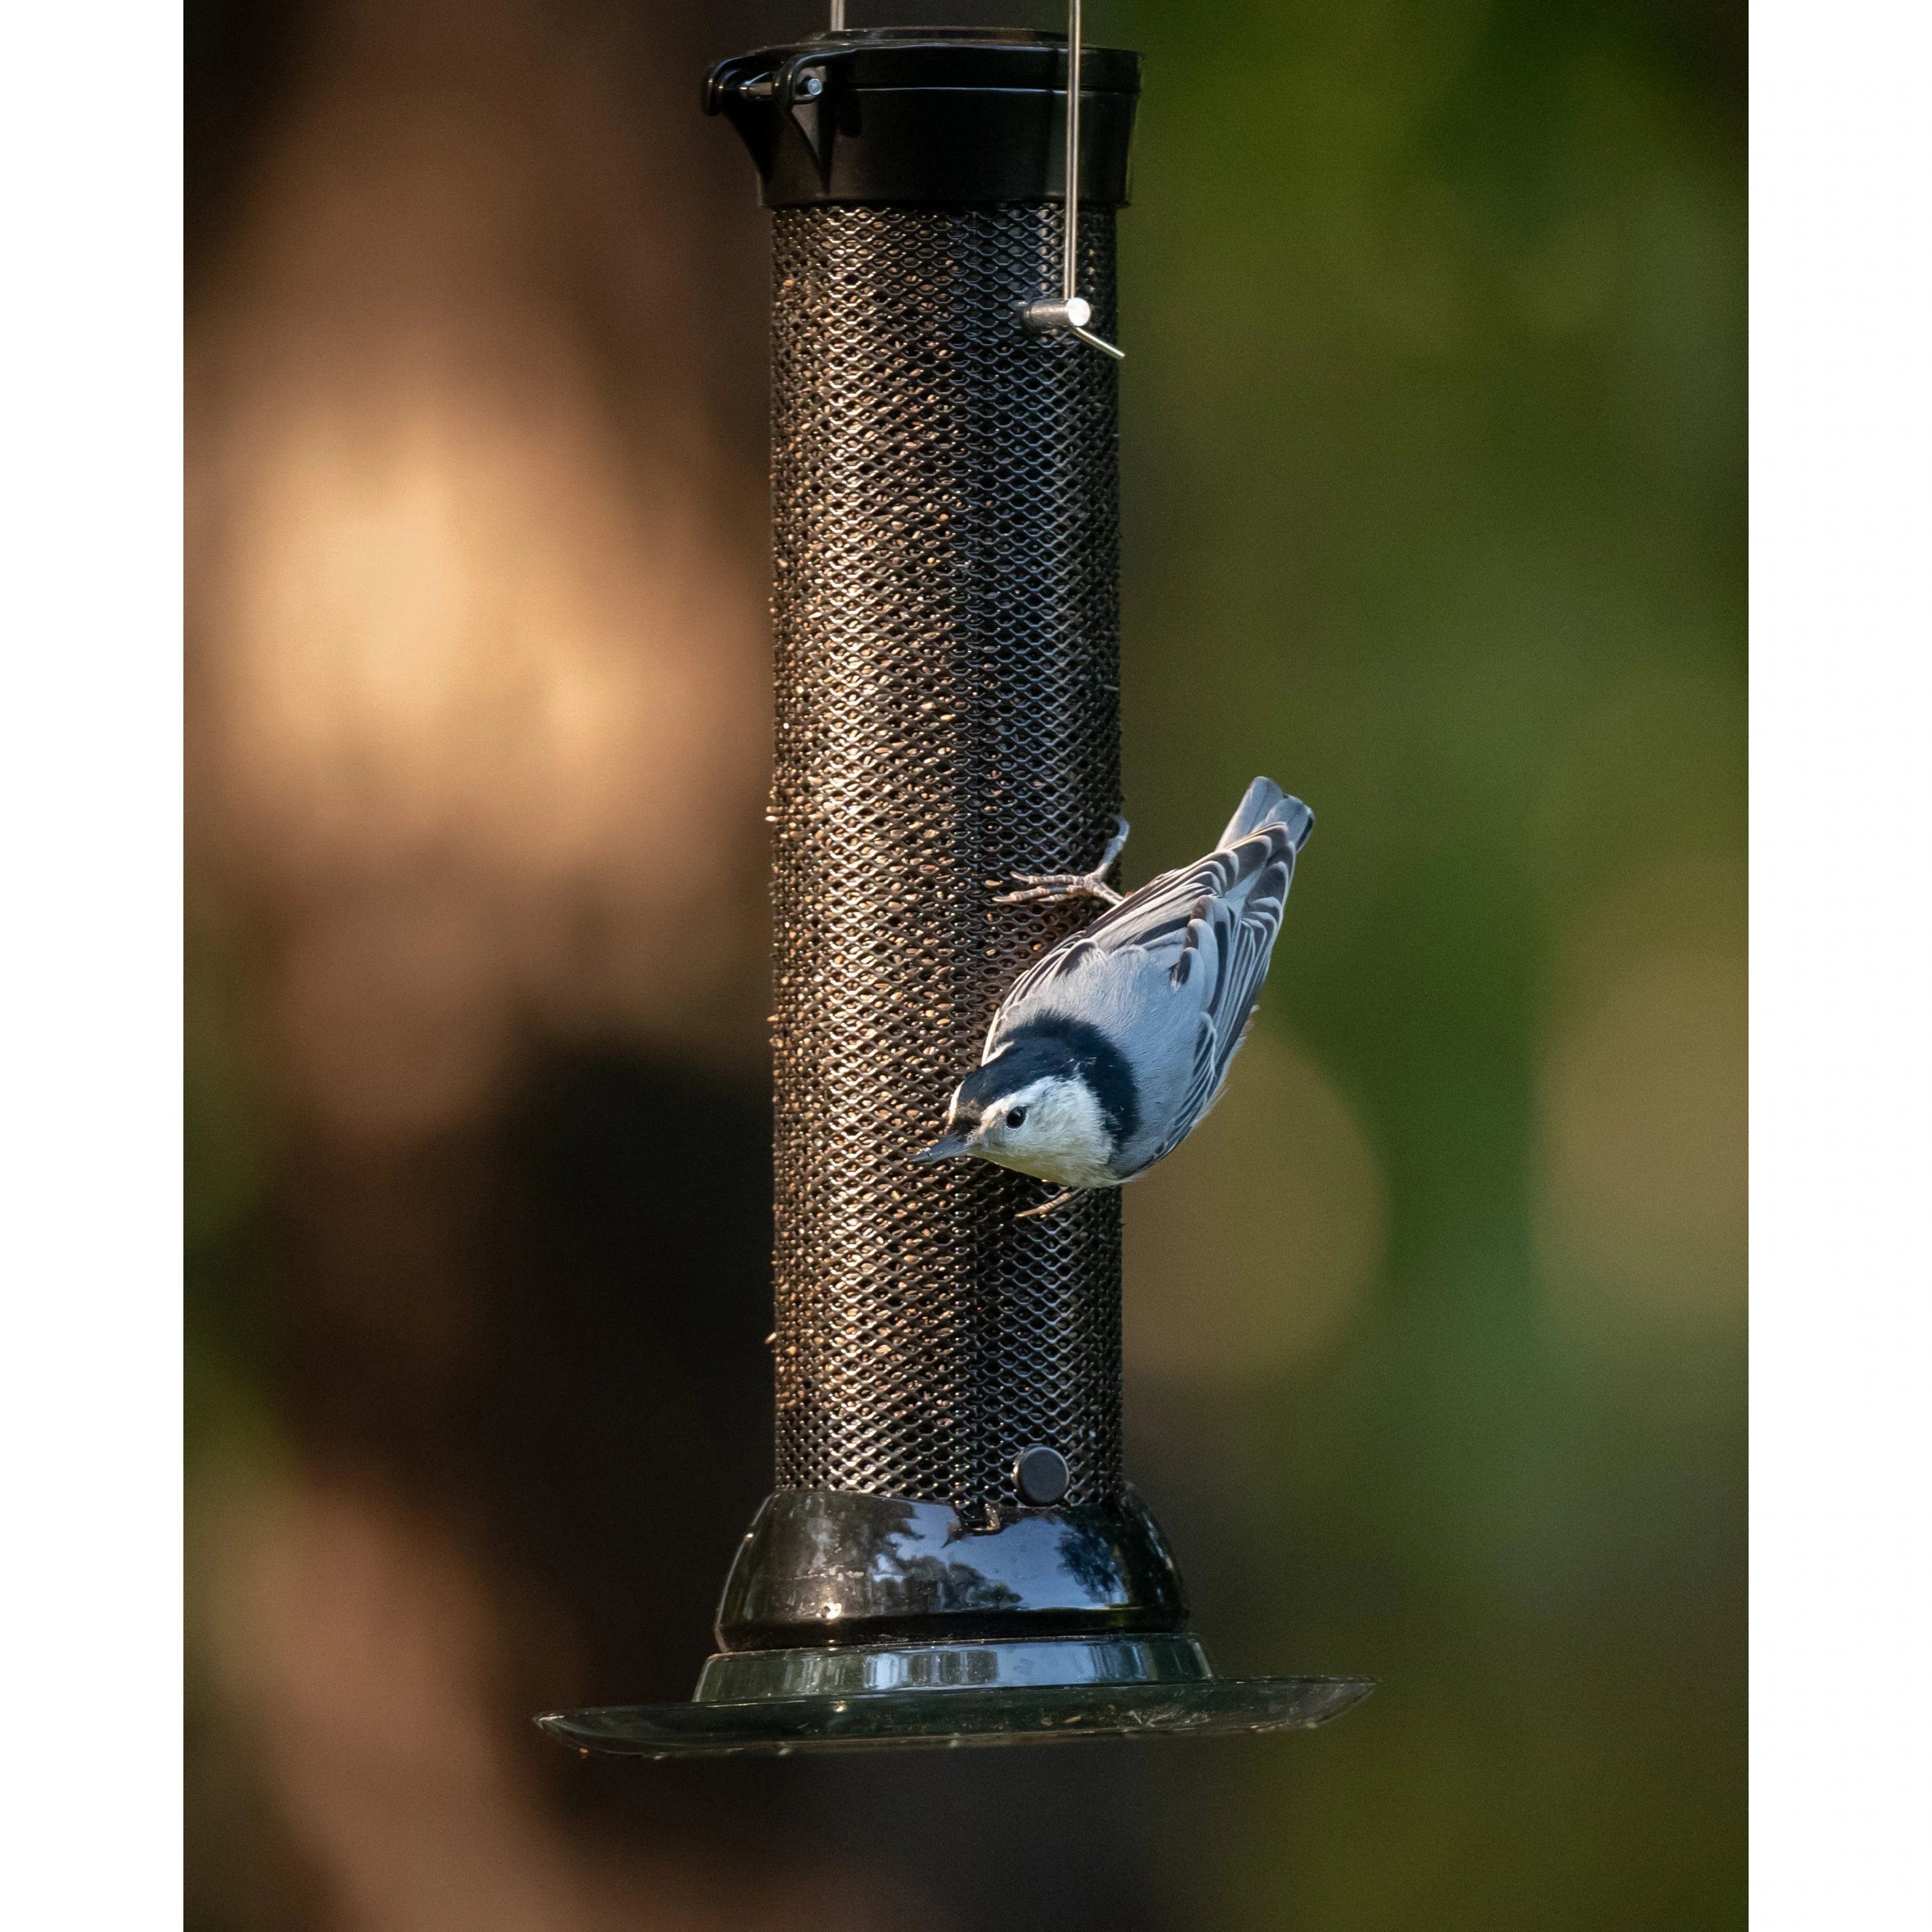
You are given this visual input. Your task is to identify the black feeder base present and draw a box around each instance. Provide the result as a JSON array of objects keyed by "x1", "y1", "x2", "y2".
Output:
[{"x1": 539, "y1": 1491, "x2": 1372, "y2": 1758}]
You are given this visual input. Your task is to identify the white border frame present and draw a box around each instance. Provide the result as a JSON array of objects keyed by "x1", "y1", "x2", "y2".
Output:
[{"x1": 1751, "y1": 2, "x2": 1932, "y2": 1923}]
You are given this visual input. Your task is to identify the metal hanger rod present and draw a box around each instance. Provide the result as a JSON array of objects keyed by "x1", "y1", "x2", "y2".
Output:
[
  {"x1": 1017, "y1": 0, "x2": 1125, "y2": 359},
  {"x1": 1062, "y1": 0, "x2": 1083, "y2": 301}
]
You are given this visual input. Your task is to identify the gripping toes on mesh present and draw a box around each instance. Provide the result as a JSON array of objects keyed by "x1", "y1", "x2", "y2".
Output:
[
  {"x1": 1015, "y1": 1187, "x2": 1087, "y2": 1219},
  {"x1": 994, "y1": 815, "x2": 1130, "y2": 908}
]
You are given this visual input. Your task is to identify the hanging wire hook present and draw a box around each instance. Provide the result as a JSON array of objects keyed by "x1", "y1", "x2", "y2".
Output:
[{"x1": 1022, "y1": 0, "x2": 1125, "y2": 360}]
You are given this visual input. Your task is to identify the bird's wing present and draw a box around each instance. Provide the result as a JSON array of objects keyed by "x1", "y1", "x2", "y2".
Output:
[
  {"x1": 993, "y1": 842, "x2": 1248, "y2": 1022},
  {"x1": 1147, "y1": 827, "x2": 1296, "y2": 1159}
]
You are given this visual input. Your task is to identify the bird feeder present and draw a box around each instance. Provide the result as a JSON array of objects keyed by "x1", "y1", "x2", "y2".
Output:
[{"x1": 538, "y1": 11, "x2": 1371, "y2": 1757}]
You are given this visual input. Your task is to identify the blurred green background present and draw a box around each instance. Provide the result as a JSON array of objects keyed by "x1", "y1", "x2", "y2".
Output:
[{"x1": 187, "y1": 2, "x2": 1743, "y2": 1927}]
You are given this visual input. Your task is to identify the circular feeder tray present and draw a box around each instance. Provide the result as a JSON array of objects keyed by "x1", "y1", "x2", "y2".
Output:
[{"x1": 539, "y1": 1645, "x2": 1373, "y2": 1759}]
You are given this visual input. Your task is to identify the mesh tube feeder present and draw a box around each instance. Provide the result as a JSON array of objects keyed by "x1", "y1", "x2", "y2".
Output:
[{"x1": 538, "y1": 21, "x2": 1371, "y2": 1758}]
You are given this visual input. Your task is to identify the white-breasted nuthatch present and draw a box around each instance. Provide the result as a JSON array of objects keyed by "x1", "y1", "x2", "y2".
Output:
[{"x1": 913, "y1": 777, "x2": 1314, "y2": 1214}]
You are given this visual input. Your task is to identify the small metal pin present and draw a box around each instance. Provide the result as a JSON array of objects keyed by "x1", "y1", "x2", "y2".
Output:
[
  {"x1": 1022, "y1": 295, "x2": 1126, "y2": 362},
  {"x1": 1023, "y1": 295, "x2": 1090, "y2": 331}
]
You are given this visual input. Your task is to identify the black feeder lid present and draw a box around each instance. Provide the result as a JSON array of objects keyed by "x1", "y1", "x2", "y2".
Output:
[{"x1": 704, "y1": 26, "x2": 1141, "y2": 208}]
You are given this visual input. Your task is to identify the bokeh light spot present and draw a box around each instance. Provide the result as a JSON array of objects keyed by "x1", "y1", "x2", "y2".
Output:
[
  {"x1": 1536, "y1": 860, "x2": 1746, "y2": 1337},
  {"x1": 1125, "y1": 1026, "x2": 1387, "y2": 1385}
]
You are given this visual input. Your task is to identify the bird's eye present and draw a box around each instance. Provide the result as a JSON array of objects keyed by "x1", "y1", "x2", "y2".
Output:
[{"x1": 1007, "y1": 1107, "x2": 1028, "y2": 1128}]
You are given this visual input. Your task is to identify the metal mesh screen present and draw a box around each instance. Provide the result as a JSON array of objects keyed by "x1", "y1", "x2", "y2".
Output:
[{"x1": 768, "y1": 202, "x2": 1124, "y2": 1519}]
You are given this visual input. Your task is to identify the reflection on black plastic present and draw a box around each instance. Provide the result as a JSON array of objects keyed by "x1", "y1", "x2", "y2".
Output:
[
  {"x1": 696, "y1": 1633, "x2": 1212, "y2": 1701},
  {"x1": 716, "y1": 1488, "x2": 1189, "y2": 1650}
]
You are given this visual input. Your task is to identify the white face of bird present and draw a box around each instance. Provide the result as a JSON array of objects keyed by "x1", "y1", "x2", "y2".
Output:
[{"x1": 916, "y1": 1075, "x2": 1115, "y2": 1187}]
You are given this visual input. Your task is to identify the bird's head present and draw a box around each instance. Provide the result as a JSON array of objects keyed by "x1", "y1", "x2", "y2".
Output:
[{"x1": 912, "y1": 1035, "x2": 1112, "y2": 1185}]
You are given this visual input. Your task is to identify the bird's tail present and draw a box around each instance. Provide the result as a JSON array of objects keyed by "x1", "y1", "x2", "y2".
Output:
[{"x1": 1219, "y1": 776, "x2": 1314, "y2": 852}]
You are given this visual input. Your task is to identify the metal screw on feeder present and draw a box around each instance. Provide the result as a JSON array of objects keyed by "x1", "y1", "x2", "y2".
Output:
[{"x1": 536, "y1": 10, "x2": 1372, "y2": 1758}]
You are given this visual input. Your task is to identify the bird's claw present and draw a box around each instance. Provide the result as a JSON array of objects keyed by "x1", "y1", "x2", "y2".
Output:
[
  {"x1": 993, "y1": 876, "x2": 1124, "y2": 907},
  {"x1": 1014, "y1": 1188, "x2": 1085, "y2": 1219},
  {"x1": 993, "y1": 815, "x2": 1130, "y2": 908}
]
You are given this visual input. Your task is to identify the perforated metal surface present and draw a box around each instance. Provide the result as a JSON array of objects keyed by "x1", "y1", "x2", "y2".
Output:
[{"x1": 769, "y1": 203, "x2": 1123, "y2": 1519}]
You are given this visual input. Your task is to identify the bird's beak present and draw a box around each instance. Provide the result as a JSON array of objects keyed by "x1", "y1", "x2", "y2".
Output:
[{"x1": 912, "y1": 1130, "x2": 974, "y2": 1164}]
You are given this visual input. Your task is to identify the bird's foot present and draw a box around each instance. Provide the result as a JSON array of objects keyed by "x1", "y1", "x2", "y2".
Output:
[
  {"x1": 995, "y1": 874, "x2": 1124, "y2": 907},
  {"x1": 1014, "y1": 1187, "x2": 1085, "y2": 1220},
  {"x1": 994, "y1": 816, "x2": 1129, "y2": 908}
]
